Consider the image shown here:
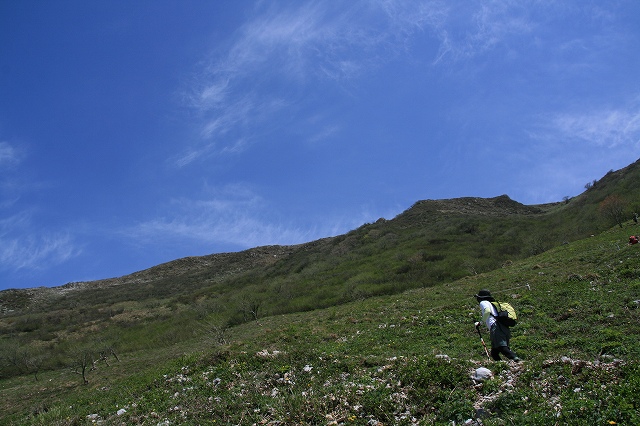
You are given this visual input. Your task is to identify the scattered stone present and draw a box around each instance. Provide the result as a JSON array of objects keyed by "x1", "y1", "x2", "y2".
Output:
[{"x1": 256, "y1": 349, "x2": 282, "y2": 358}]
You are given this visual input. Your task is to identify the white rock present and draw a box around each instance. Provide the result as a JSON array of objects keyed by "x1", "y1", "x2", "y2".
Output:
[
  {"x1": 117, "y1": 408, "x2": 127, "y2": 416},
  {"x1": 473, "y1": 367, "x2": 493, "y2": 381}
]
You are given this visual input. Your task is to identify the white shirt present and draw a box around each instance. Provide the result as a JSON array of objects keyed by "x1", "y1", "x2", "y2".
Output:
[{"x1": 479, "y1": 300, "x2": 497, "y2": 330}]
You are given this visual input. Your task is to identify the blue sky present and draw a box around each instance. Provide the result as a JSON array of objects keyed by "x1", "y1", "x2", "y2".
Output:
[{"x1": 1, "y1": 1, "x2": 640, "y2": 290}]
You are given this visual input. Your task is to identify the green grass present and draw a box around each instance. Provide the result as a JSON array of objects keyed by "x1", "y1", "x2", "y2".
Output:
[{"x1": 2, "y1": 223, "x2": 640, "y2": 425}]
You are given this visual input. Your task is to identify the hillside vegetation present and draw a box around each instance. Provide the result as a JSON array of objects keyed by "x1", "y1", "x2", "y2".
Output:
[{"x1": 1, "y1": 159, "x2": 640, "y2": 425}]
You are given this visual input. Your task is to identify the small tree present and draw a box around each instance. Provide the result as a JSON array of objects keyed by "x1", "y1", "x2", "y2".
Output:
[
  {"x1": 0, "y1": 342, "x2": 43, "y2": 381},
  {"x1": 527, "y1": 234, "x2": 548, "y2": 255},
  {"x1": 236, "y1": 294, "x2": 263, "y2": 322},
  {"x1": 72, "y1": 349, "x2": 94, "y2": 385},
  {"x1": 201, "y1": 316, "x2": 231, "y2": 345},
  {"x1": 598, "y1": 195, "x2": 627, "y2": 228}
]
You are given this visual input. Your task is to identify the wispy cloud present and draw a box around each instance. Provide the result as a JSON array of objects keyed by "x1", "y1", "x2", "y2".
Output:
[
  {"x1": 547, "y1": 102, "x2": 640, "y2": 148},
  {"x1": 129, "y1": 184, "x2": 314, "y2": 248},
  {"x1": 307, "y1": 124, "x2": 341, "y2": 145},
  {"x1": 516, "y1": 97, "x2": 640, "y2": 203},
  {"x1": 127, "y1": 182, "x2": 380, "y2": 250},
  {"x1": 429, "y1": 0, "x2": 539, "y2": 63},
  {"x1": 179, "y1": 0, "x2": 605, "y2": 166},
  {"x1": 0, "y1": 140, "x2": 81, "y2": 276},
  {"x1": 0, "y1": 141, "x2": 23, "y2": 208},
  {"x1": 0, "y1": 213, "x2": 80, "y2": 273},
  {"x1": 427, "y1": 1, "x2": 627, "y2": 66},
  {"x1": 0, "y1": 141, "x2": 22, "y2": 168},
  {"x1": 177, "y1": 0, "x2": 451, "y2": 167}
]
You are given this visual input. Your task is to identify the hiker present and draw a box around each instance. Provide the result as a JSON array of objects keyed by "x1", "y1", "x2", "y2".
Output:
[
  {"x1": 474, "y1": 289, "x2": 520, "y2": 362},
  {"x1": 629, "y1": 235, "x2": 639, "y2": 245}
]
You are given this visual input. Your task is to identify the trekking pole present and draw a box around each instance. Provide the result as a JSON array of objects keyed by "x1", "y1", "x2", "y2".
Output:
[{"x1": 475, "y1": 322, "x2": 491, "y2": 360}]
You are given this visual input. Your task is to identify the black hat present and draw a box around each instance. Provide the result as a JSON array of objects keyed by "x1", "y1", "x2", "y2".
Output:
[{"x1": 475, "y1": 289, "x2": 494, "y2": 301}]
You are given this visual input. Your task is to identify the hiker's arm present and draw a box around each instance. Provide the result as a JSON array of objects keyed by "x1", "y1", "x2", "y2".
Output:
[{"x1": 479, "y1": 301, "x2": 493, "y2": 327}]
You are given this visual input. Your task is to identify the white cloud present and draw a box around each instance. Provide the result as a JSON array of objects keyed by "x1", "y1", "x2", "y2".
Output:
[
  {"x1": 430, "y1": 0, "x2": 543, "y2": 63},
  {"x1": 129, "y1": 184, "x2": 311, "y2": 248},
  {"x1": 515, "y1": 97, "x2": 640, "y2": 203},
  {"x1": 178, "y1": 1, "x2": 454, "y2": 166},
  {"x1": 426, "y1": 1, "x2": 629, "y2": 66},
  {"x1": 0, "y1": 141, "x2": 22, "y2": 168},
  {"x1": 193, "y1": 79, "x2": 230, "y2": 111},
  {"x1": 549, "y1": 104, "x2": 640, "y2": 148},
  {"x1": 0, "y1": 141, "x2": 23, "y2": 209},
  {"x1": 0, "y1": 140, "x2": 80, "y2": 274},
  {"x1": 0, "y1": 213, "x2": 80, "y2": 272},
  {"x1": 175, "y1": 95, "x2": 288, "y2": 167},
  {"x1": 127, "y1": 182, "x2": 379, "y2": 250},
  {"x1": 307, "y1": 124, "x2": 341, "y2": 145},
  {"x1": 182, "y1": 0, "x2": 584, "y2": 156}
]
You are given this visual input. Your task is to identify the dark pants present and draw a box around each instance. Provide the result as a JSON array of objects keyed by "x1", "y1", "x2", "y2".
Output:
[{"x1": 490, "y1": 323, "x2": 518, "y2": 361}]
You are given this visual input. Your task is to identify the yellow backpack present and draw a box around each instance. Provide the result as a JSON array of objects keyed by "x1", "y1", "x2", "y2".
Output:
[{"x1": 491, "y1": 301, "x2": 517, "y2": 327}]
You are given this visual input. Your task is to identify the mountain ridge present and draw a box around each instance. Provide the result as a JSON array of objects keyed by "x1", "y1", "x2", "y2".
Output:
[
  {"x1": 1, "y1": 158, "x2": 639, "y2": 326},
  {"x1": 1, "y1": 194, "x2": 560, "y2": 313}
]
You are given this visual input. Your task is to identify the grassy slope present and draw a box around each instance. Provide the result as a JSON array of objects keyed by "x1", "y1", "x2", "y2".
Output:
[
  {"x1": 2, "y1": 222, "x2": 639, "y2": 425},
  {"x1": 4, "y1": 157, "x2": 639, "y2": 357}
]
